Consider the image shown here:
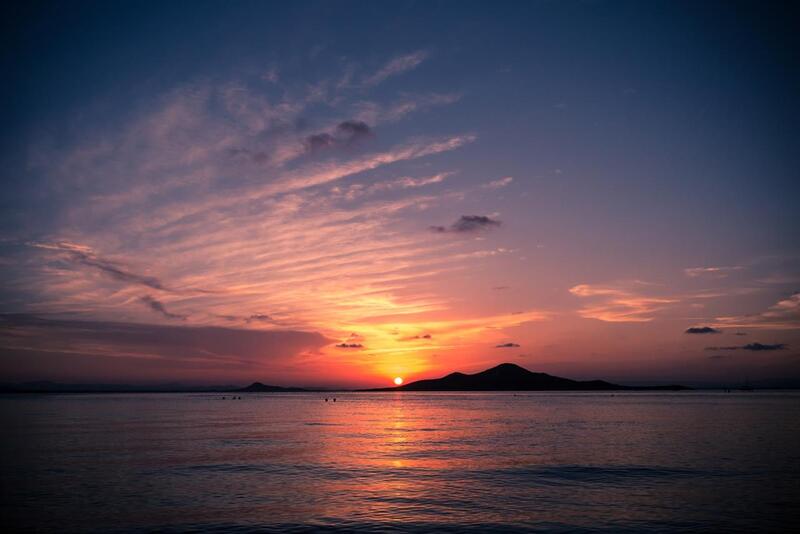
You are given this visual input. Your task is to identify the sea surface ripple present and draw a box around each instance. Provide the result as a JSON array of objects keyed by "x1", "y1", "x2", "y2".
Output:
[{"x1": 2, "y1": 391, "x2": 799, "y2": 532}]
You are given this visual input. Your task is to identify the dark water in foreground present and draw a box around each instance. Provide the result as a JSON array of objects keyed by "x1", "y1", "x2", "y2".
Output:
[{"x1": 2, "y1": 392, "x2": 799, "y2": 532}]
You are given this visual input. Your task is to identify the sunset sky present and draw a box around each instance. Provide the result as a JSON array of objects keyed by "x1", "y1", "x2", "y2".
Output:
[{"x1": 1, "y1": 1, "x2": 798, "y2": 388}]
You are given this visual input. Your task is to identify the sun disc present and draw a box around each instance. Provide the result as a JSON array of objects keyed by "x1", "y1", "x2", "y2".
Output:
[{"x1": 394, "y1": 377, "x2": 403, "y2": 385}]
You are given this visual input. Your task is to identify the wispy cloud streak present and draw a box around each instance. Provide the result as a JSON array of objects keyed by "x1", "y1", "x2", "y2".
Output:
[
  {"x1": 361, "y1": 51, "x2": 429, "y2": 87},
  {"x1": 684, "y1": 266, "x2": 743, "y2": 278},
  {"x1": 570, "y1": 282, "x2": 678, "y2": 322},
  {"x1": 714, "y1": 293, "x2": 800, "y2": 330},
  {"x1": 29, "y1": 241, "x2": 168, "y2": 291},
  {"x1": 3, "y1": 55, "x2": 536, "y2": 383},
  {"x1": 140, "y1": 295, "x2": 186, "y2": 320}
]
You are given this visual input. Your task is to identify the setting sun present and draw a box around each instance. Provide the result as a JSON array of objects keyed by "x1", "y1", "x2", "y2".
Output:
[{"x1": 3, "y1": 2, "x2": 798, "y2": 532}]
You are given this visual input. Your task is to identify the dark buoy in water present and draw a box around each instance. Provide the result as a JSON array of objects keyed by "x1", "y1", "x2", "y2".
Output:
[
  {"x1": 333, "y1": 398, "x2": 336, "y2": 402},
  {"x1": 325, "y1": 398, "x2": 328, "y2": 402}
]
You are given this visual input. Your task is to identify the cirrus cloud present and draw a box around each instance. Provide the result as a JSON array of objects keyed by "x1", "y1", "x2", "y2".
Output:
[
  {"x1": 684, "y1": 266, "x2": 743, "y2": 279},
  {"x1": 569, "y1": 282, "x2": 678, "y2": 322},
  {"x1": 713, "y1": 293, "x2": 800, "y2": 330},
  {"x1": 484, "y1": 176, "x2": 513, "y2": 189},
  {"x1": 361, "y1": 51, "x2": 429, "y2": 87}
]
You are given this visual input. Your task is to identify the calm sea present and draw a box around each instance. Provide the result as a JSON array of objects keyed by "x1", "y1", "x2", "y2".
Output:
[{"x1": 2, "y1": 391, "x2": 799, "y2": 532}]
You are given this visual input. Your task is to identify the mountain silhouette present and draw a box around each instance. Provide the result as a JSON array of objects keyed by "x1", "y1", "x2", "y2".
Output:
[{"x1": 367, "y1": 363, "x2": 689, "y2": 391}]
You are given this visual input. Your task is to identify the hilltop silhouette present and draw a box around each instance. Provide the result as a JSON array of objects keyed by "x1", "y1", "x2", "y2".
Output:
[{"x1": 366, "y1": 363, "x2": 689, "y2": 391}]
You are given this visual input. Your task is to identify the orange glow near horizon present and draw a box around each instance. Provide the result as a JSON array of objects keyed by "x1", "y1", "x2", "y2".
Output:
[
  {"x1": 312, "y1": 309, "x2": 550, "y2": 386},
  {"x1": 6, "y1": 35, "x2": 798, "y2": 392}
]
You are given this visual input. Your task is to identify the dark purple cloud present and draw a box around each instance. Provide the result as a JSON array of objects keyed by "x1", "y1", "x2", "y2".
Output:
[
  {"x1": 305, "y1": 132, "x2": 336, "y2": 153},
  {"x1": 337, "y1": 120, "x2": 372, "y2": 144},
  {"x1": 705, "y1": 342, "x2": 787, "y2": 352},
  {"x1": 685, "y1": 326, "x2": 721, "y2": 334},
  {"x1": 305, "y1": 120, "x2": 373, "y2": 153},
  {"x1": 52, "y1": 246, "x2": 167, "y2": 291},
  {"x1": 430, "y1": 215, "x2": 501, "y2": 234},
  {"x1": 0, "y1": 314, "x2": 332, "y2": 383},
  {"x1": 401, "y1": 333, "x2": 432, "y2": 341},
  {"x1": 140, "y1": 295, "x2": 186, "y2": 320}
]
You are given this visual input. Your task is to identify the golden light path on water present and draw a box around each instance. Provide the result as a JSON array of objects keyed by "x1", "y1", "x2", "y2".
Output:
[{"x1": 5, "y1": 391, "x2": 800, "y2": 531}]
